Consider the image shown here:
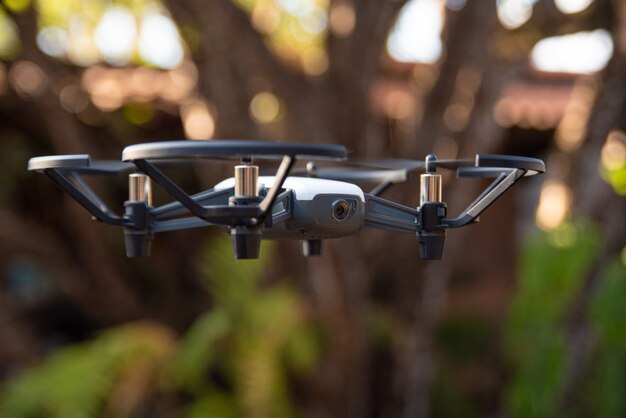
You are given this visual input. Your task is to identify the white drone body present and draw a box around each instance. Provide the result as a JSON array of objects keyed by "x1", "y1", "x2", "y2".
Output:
[
  {"x1": 215, "y1": 176, "x2": 365, "y2": 201},
  {"x1": 214, "y1": 176, "x2": 366, "y2": 240}
]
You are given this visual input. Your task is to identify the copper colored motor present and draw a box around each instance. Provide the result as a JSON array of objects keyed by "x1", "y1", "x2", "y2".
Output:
[{"x1": 234, "y1": 164, "x2": 259, "y2": 197}]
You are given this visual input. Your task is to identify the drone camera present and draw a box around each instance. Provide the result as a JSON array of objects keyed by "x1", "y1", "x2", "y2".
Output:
[{"x1": 331, "y1": 199, "x2": 351, "y2": 222}]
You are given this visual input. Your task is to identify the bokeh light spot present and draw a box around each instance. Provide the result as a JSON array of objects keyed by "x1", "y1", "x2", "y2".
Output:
[
  {"x1": 250, "y1": 91, "x2": 281, "y2": 124},
  {"x1": 547, "y1": 222, "x2": 579, "y2": 248},
  {"x1": 59, "y1": 84, "x2": 89, "y2": 113},
  {"x1": 181, "y1": 99, "x2": 215, "y2": 140},
  {"x1": 9, "y1": 61, "x2": 48, "y2": 97},
  {"x1": 536, "y1": 179, "x2": 572, "y2": 231},
  {"x1": 123, "y1": 102, "x2": 154, "y2": 125},
  {"x1": 531, "y1": 29, "x2": 614, "y2": 74},
  {"x1": 0, "y1": 12, "x2": 21, "y2": 60},
  {"x1": 94, "y1": 7, "x2": 137, "y2": 66},
  {"x1": 329, "y1": 3, "x2": 355, "y2": 38},
  {"x1": 497, "y1": 0, "x2": 537, "y2": 30},
  {"x1": 555, "y1": 79, "x2": 597, "y2": 151},
  {"x1": 444, "y1": 0, "x2": 467, "y2": 11},
  {"x1": 66, "y1": 17, "x2": 100, "y2": 67},
  {"x1": 277, "y1": 0, "x2": 311, "y2": 17},
  {"x1": 159, "y1": 61, "x2": 197, "y2": 102},
  {"x1": 383, "y1": 90, "x2": 415, "y2": 120},
  {"x1": 138, "y1": 12, "x2": 184, "y2": 69},
  {"x1": 601, "y1": 130, "x2": 626, "y2": 171},
  {"x1": 128, "y1": 67, "x2": 162, "y2": 101},
  {"x1": 252, "y1": 4, "x2": 281, "y2": 34},
  {"x1": 302, "y1": 49, "x2": 328, "y2": 76},
  {"x1": 554, "y1": 0, "x2": 593, "y2": 14},
  {"x1": 387, "y1": 0, "x2": 443, "y2": 63},
  {"x1": 298, "y1": 5, "x2": 328, "y2": 35},
  {"x1": 89, "y1": 78, "x2": 124, "y2": 111},
  {"x1": 4, "y1": 0, "x2": 30, "y2": 13},
  {"x1": 37, "y1": 27, "x2": 68, "y2": 58}
]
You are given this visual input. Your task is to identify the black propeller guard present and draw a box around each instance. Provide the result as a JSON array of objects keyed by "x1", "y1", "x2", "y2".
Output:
[{"x1": 299, "y1": 154, "x2": 545, "y2": 199}]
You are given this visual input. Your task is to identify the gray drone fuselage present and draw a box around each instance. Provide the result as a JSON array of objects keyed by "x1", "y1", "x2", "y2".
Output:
[{"x1": 215, "y1": 176, "x2": 365, "y2": 240}]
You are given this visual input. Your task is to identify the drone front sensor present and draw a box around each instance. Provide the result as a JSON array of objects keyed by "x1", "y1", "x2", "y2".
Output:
[{"x1": 28, "y1": 140, "x2": 545, "y2": 260}]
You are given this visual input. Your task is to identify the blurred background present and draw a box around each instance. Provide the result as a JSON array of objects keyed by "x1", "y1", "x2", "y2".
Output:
[{"x1": 0, "y1": 0, "x2": 625, "y2": 417}]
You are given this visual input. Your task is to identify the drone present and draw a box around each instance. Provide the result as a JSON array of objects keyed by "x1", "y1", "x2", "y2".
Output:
[{"x1": 28, "y1": 140, "x2": 545, "y2": 260}]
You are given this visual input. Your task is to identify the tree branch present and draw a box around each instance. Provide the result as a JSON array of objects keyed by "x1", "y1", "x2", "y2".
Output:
[
  {"x1": 325, "y1": 0, "x2": 408, "y2": 150},
  {"x1": 165, "y1": 0, "x2": 313, "y2": 138}
]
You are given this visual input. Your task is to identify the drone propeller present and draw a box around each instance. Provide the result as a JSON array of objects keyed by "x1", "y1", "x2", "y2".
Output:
[
  {"x1": 306, "y1": 154, "x2": 544, "y2": 177},
  {"x1": 299, "y1": 156, "x2": 472, "y2": 178},
  {"x1": 301, "y1": 164, "x2": 409, "y2": 183},
  {"x1": 342, "y1": 157, "x2": 473, "y2": 172},
  {"x1": 299, "y1": 153, "x2": 544, "y2": 195}
]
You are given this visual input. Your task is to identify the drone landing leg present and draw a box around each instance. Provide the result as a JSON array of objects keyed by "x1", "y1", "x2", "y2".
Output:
[{"x1": 301, "y1": 239, "x2": 322, "y2": 256}]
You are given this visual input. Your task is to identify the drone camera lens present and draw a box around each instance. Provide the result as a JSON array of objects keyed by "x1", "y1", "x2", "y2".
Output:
[{"x1": 332, "y1": 199, "x2": 351, "y2": 222}]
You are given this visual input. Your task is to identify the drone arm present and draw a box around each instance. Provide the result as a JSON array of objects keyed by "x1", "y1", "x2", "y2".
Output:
[
  {"x1": 129, "y1": 159, "x2": 258, "y2": 226},
  {"x1": 363, "y1": 194, "x2": 419, "y2": 233},
  {"x1": 267, "y1": 190, "x2": 293, "y2": 225},
  {"x1": 151, "y1": 187, "x2": 233, "y2": 220},
  {"x1": 45, "y1": 169, "x2": 129, "y2": 226},
  {"x1": 132, "y1": 159, "x2": 210, "y2": 220},
  {"x1": 151, "y1": 189, "x2": 292, "y2": 233},
  {"x1": 66, "y1": 172, "x2": 111, "y2": 213},
  {"x1": 132, "y1": 156, "x2": 295, "y2": 226},
  {"x1": 259, "y1": 155, "x2": 295, "y2": 217},
  {"x1": 441, "y1": 168, "x2": 525, "y2": 228},
  {"x1": 152, "y1": 217, "x2": 217, "y2": 233}
]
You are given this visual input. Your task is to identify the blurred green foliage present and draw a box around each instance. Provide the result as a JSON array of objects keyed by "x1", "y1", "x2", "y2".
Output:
[
  {"x1": 0, "y1": 322, "x2": 176, "y2": 418},
  {"x1": 0, "y1": 0, "x2": 329, "y2": 72},
  {"x1": 122, "y1": 101, "x2": 154, "y2": 125},
  {"x1": 431, "y1": 370, "x2": 476, "y2": 418},
  {"x1": 174, "y1": 236, "x2": 321, "y2": 418},
  {"x1": 0, "y1": 235, "x2": 321, "y2": 418},
  {"x1": 432, "y1": 313, "x2": 500, "y2": 418},
  {"x1": 0, "y1": 6, "x2": 21, "y2": 60},
  {"x1": 601, "y1": 165, "x2": 626, "y2": 196},
  {"x1": 234, "y1": 0, "x2": 328, "y2": 71},
  {"x1": 585, "y1": 260, "x2": 626, "y2": 418},
  {"x1": 506, "y1": 220, "x2": 626, "y2": 418},
  {"x1": 506, "y1": 221, "x2": 600, "y2": 418},
  {"x1": 436, "y1": 314, "x2": 494, "y2": 365}
]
